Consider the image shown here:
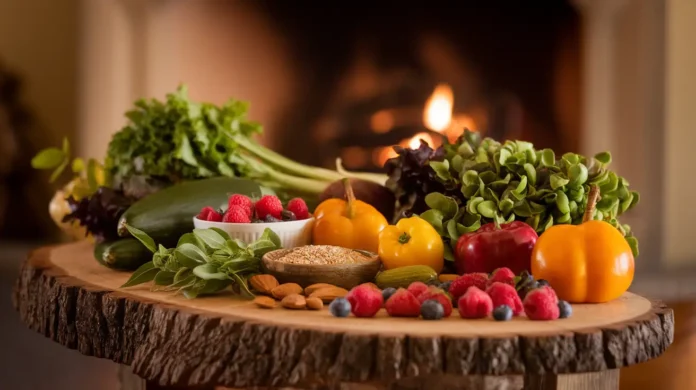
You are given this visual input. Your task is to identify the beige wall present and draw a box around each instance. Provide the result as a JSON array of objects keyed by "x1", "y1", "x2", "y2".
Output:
[
  {"x1": 663, "y1": 0, "x2": 696, "y2": 267},
  {"x1": 0, "y1": 0, "x2": 80, "y2": 147}
]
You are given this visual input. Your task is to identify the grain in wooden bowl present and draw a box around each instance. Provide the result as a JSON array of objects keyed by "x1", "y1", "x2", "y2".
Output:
[{"x1": 261, "y1": 245, "x2": 382, "y2": 290}]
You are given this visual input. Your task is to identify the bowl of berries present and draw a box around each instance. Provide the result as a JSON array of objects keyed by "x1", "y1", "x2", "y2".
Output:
[{"x1": 194, "y1": 194, "x2": 314, "y2": 248}]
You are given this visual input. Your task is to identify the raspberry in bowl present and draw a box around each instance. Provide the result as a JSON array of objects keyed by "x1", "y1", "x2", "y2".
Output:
[{"x1": 193, "y1": 195, "x2": 314, "y2": 248}]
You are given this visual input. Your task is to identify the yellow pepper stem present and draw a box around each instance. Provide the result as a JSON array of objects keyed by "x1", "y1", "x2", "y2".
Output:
[
  {"x1": 398, "y1": 232, "x2": 411, "y2": 244},
  {"x1": 582, "y1": 185, "x2": 601, "y2": 223},
  {"x1": 343, "y1": 178, "x2": 356, "y2": 219}
]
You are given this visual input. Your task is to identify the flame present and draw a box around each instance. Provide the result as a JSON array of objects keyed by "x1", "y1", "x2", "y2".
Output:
[
  {"x1": 408, "y1": 132, "x2": 434, "y2": 149},
  {"x1": 423, "y1": 84, "x2": 453, "y2": 132}
]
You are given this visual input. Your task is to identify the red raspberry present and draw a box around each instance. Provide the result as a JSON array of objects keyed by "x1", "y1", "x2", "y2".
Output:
[
  {"x1": 458, "y1": 286, "x2": 493, "y2": 319},
  {"x1": 449, "y1": 273, "x2": 488, "y2": 301},
  {"x1": 416, "y1": 286, "x2": 453, "y2": 317},
  {"x1": 287, "y1": 198, "x2": 310, "y2": 220},
  {"x1": 255, "y1": 195, "x2": 283, "y2": 219},
  {"x1": 407, "y1": 282, "x2": 429, "y2": 297},
  {"x1": 222, "y1": 205, "x2": 251, "y2": 223},
  {"x1": 487, "y1": 267, "x2": 516, "y2": 288},
  {"x1": 385, "y1": 288, "x2": 421, "y2": 317},
  {"x1": 486, "y1": 282, "x2": 524, "y2": 316},
  {"x1": 197, "y1": 206, "x2": 222, "y2": 222},
  {"x1": 346, "y1": 284, "x2": 383, "y2": 318},
  {"x1": 523, "y1": 286, "x2": 560, "y2": 321},
  {"x1": 228, "y1": 194, "x2": 253, "y2": 218}
]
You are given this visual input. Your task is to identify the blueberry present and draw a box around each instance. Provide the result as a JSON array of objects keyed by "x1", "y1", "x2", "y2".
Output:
[
  {"x1": 537, "y1": 279, "x2": 550, "y2": 287},
  {"x1": 421, "y1": 300, "x2": 444, "y2": 320},
  {"x1": 265, "y1": 215, "x2": 281, "y2": 223},
  {"x1": 382, "y1": 287, "x2": 397, "y2": 301},
  {"x1": 439, "y1": 281, "x2": 452, "y2": 291},
  {"x1": 281, "y1": 209, "x2": 297, "y2": 221},
  {"x1": 329, "y1": 298, "x2": 351, "y2": 318},
  {"x1": 558, "y1": 300, "x2": 572, "y2": 319},
  {"x1": 493, "y1": 305, "x2": 513, "y2": 321}
]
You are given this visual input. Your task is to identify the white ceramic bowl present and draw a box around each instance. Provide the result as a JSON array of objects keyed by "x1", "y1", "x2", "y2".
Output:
[{"x1": 192, "y1": 217, "x2": 314, "y2": 249}]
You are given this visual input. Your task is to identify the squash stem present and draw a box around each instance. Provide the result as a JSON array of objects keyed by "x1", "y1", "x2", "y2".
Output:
[{"x1": 343, "y1": 178, "x2": 356, "y2": 219}]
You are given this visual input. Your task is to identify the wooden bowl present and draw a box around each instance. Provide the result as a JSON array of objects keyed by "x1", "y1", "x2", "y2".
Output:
[{"x1": 261, "y1": 248, "x2": 382, "y2": 289}]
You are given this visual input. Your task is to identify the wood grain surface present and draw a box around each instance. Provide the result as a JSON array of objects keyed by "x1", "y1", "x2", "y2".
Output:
[{"x1": 13, "y1": 242, "x2": 674, "y2": 389}]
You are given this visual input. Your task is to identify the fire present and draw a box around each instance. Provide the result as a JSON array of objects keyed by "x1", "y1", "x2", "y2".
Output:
[
  {"x1": 408, "y1": 132, "x2": 434, "y2": 149},
  {"x1": 423, "y1": 83, "x2": 454, "y2": 132}
]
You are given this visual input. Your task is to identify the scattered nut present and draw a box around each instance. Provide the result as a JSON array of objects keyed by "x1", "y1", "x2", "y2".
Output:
[
  {"x1": 304, "y1": 283, "x2": 335, "y2": 295},
  {"x1": 249, "y1": 274, "x2": 279, "y2": 295},
  {"x1": 272, "y1": 283, "x2": 304, "y2": 299},
  {"x1": 309, "y1": 286, "x2": 349, "y2": 303},
  {"x1": 253, "y1": 296, "x2": 276, "y2": 309},
  {"x1": 306, "y1": 297, "x2": 324, "y2": 310},
  {"x1": 281, "y1": 294, "x2": 306, "y2": 310}
]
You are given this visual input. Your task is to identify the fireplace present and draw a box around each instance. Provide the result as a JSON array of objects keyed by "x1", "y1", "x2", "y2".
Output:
[{"x1": 255, "y1": 1, "x2": 582, "y2": 173}]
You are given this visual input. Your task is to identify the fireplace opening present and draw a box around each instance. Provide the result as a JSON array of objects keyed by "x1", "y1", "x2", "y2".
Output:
[{"x1": 252, "y1": 1, "x2": 581, "y2": 172}]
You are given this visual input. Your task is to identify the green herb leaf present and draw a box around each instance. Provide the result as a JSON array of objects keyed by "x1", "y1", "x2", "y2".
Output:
[
  {"x1": 176, "y1": 243, "x2": 210, "y2": 265},
  {"x1": 419, "y1": 209, "x2": 444, "y2": 235},
  {"x1": 32, "y1": 148, "x2": 65, "y2": 169},
  {"x1": 193, "y1": 264, "x2": 228, "y2": 280},
  {"x1": 49, "y1": 159, "x2": 69, "y2": 183},
  {"x1": 154, "y1": 271, "x2": 176, "y2": 286},
  {"x1": 248, "y1": 239, "x2": 278, "y2": 257},
  {"x1": 259, "y1": 228, "x2": 282, "y2": 249},
  {"x1": 193, "y1": 228, "x2": 227, "y2": 250},
  {"x1": 594, "y1": 151, "x2": 612, "y2": 165},
  {"x1": 429, "y1": 160, "x2": 452, "y2": 181},
  {"x1": 476, "y1": 200, "x2": 498, "y2": 219},
  {"x1": 550, "y1": 174, "x2": 570, "y2": 190},
  {"x1": 121, "y1": 262, "x2": 158, "y2": 287},
  {"x1": 71, "y1": 158, "x2": 85, "y2": 174},
  {"x1": 124, "y1": 224, "x2": 157, "y2": 253}
]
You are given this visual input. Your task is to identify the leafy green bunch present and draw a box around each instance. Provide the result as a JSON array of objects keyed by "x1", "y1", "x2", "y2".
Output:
[
  {"x1": 105, "y1": 85, "x2": 386, "y2": 198},
  {"x1": 418, "y1": 130, "x2": 639, "y2": 259},
  {"x1": 122, "y1": 225, "x2": 281, "y2": 299}
]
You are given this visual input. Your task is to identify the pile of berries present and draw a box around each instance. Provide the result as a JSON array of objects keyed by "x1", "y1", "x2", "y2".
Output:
[
  {"x1": 196, "y1": 194, "x2": 310, "y2": 224},
  {"x1": 448, "y1": 267, "x2": 572, "y2": 321},
  {"x1": 329, "y1": 268, "x2": 573, "y2": 321}
]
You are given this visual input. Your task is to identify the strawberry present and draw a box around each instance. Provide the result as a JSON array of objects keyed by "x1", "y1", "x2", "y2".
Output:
[
  {"x1": 416, "y1": 286, "x2": 453, "y2": 317},
  {"x1": 487, "y1": 267, "x2": 516, "y2": 288},
  {"x1": 228, "y1": 194, "x2": 253, "y2": 218},
  {"x1": 286, "y1": 198, "x2": 310, "y2": 220},
  {"x1": 385, "y1": 288, "x2": 421, "y2": 317},
  {"x1": 197, "y1": 206, "x2": 222, "y2": 222},
  {"x1": 222, "y1": 205, "x2": 251, "y2": 223},
  {"x1": 524, "y1": 286, "x2": 560, "y2": 321},
  {"x1": 449, "y1": 273, "x2": 488, "y2": 301},
  {"x1": 486, "y1": 282, "x2": 524, "y2": 316},
  {"x1": 255, "y1": 195, "x2": 283, "y2": 220},
  {"x1": 346, "y1": 284, "x2": 383, "y2": 318},
  {"x1": 407, "y1": 281, "x2": 429, "y2": 297},
  {"x1": 458, "y1": 286, "x2": 493, "y2": 319}
]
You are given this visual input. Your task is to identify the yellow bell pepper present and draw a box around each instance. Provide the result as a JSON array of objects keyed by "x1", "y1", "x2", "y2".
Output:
[
  {"x1": 531, "y1": 186, "x2": 635, "y2": 303},
  {"x1": 313, "y1": 179, "x2": 388, "y2": 253},
  {"x1": 378, "y1": 216, "x2": 444, "y2": 273}
]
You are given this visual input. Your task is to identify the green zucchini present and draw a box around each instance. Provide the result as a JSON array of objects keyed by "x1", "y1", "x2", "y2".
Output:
[
  {"x1": 117, "y1": 177, "x2": 268, "y2": 247},
  {"x1": 94, "y1": 238, "x2": 151, "y2": 270}
]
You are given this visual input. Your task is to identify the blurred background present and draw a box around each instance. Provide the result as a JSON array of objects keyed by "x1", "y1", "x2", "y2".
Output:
[{"x1": 0, "y1": 0, "x2": 694, "y2": 389}]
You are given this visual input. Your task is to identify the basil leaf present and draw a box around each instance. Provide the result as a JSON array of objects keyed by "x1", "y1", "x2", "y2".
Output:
[
  {"x1": 154, "y1": 271, "x2": 175, "y2": 286},
  {"x1": 124, "y1": 224, "x2": 157, "y2": 253},
  {"x1": 193, "y1": 264, "x2": 228, "y2": 280},
  {"x1": 193, "y1": 228, "x2": 227, "y2": 250},
  {"x1": 176, "y1": 243, "x2": 209, "y2": 265},
  {"x1": 121, "y1": 262, "x2": 158, "y2": 287},
  {"x1": 209, "y1": 227, "x2": 231, "y2": 240},
  {"x1": 259, "y1": 228, "x2": 282, "y2": 249},
  {"x1": 248, "y1": 239, "x2": 278, "y2": 257}
]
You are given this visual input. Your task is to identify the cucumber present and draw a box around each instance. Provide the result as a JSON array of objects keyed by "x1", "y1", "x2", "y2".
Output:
[
  {"x1": 375, "y1": 265, "x2": 438, "y2": 289},
  {"x1": 94, "y1": 238, "x2": 152, "y2": 270},
  {"x1": 118, "y1": 177, "x2": 267, "y2": 247}
]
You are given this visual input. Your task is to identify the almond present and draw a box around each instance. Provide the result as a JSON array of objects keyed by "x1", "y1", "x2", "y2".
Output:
[
  {"x1": 304, "y1": 283, "x2": 335, "y2": 295},
  {"x1": 309, "y1": 286, "x2": 349, "y2": 303},
  {"x1": 281, "y1": 294, "x2": 306, "y2": 310},
  {"x1": 271, "y1": 283, "x2": 303, "y2": 299},
  {"x1": 249, "y1": 274, "x2": 279, "y2": 295},
  {"x1": 306, "y1": 297, "x2": 324, "y2": 310},
  {"x1": 253, "y1": 296, "x2": 276, "y2": 309}
]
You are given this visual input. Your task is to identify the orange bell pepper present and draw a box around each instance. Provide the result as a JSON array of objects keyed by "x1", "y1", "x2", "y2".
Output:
[
  {"x1": 531, "y1": 186, "x2": 635, "y2": 303},
  {"x1": 313, "y1": 179, "x2": 388, "y2": 253}
]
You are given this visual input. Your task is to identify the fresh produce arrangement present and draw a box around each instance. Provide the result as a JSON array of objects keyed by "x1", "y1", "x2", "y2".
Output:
[{"x1": 32, "y1": 86, "x2": 642, "y2": 324}]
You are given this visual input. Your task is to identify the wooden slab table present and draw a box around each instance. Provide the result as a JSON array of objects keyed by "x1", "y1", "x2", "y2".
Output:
[{"x1": 13, "y1": 242, "x2": 674, "y2": 390}]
